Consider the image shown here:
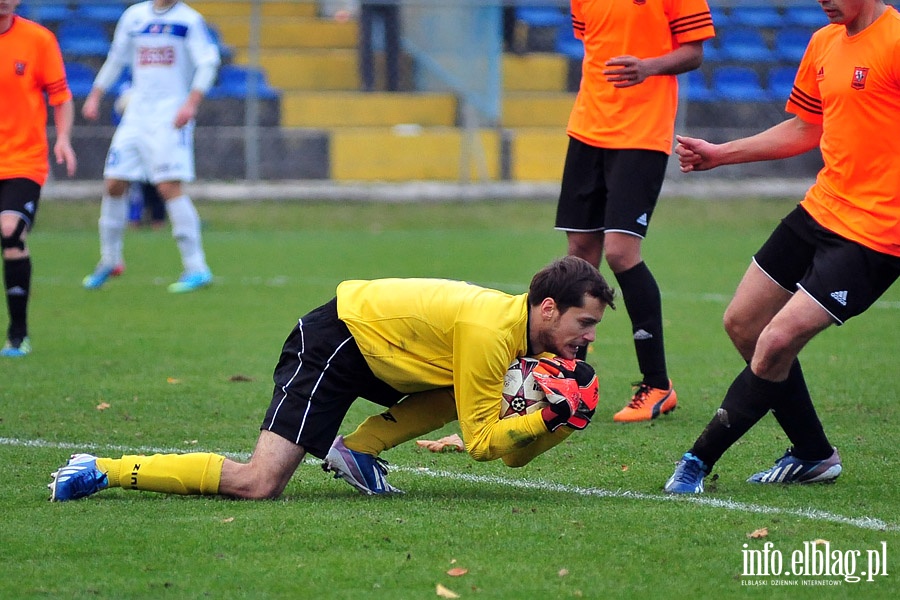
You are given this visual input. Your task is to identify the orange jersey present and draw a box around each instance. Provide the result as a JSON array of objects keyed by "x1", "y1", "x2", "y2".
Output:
[
  {"x1": 788, "y1": 8, "x2": 900, "y2": 257},
  {"x1": 567, "y1": 0, "x2": 714, "y2": 153},
  {"x1": 0, "y1": 16, "x2": 71, "y2": 185}
]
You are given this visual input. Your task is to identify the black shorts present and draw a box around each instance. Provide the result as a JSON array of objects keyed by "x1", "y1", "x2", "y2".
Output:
[
  {"x1": 754, "y1": 206, "x2": 900, "y2": 324},
  {"x1": 0, "y1": 178, "x2": 41, "y2": 229},
  {"x1": 555, "y1": 138, "x2": 668, "y2": 237},
  {"x1": 261, "y1": 298, "x2": 405, "y2": 459}
]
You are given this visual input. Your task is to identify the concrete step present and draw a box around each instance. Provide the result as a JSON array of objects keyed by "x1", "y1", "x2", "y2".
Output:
[
  {"x1": 193, "y1": 1, "x2": 317, "y2": 18},
  {"x1": 503, "y1": 53, "x2": 569, "y2": 92},
  {"x1": 502, "y1": 92, "x2": 575, "y2": 127},
  {"x1": 235, "y1": 49, "x2": 359, "y2": 90},
  {"x1": 214, "y1": 17, "x2": 357, "y2": 49},
  {"x1": 281, "y1": 91, "x2": 457, "y2": 128},
  {"x1": 507, "y1": 128, "x2": 568, "y2": 182},
  {"x1": 330, "y1": 127, "x2": 502, "y2": 181}
]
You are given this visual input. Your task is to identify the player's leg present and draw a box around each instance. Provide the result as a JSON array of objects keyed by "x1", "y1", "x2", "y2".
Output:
[
  {"x1": 664, "y1": 262, "x2": 794, "y2": 493},
  {"x1": 48, "y1": 433, "x2": 303, "y2": 502},
  {"x1": 343, "y1": 388, "x2": 459, "y2": 455},
  {"x1": 555, "y1": 137, "x2": 607, "y2": 360},
  {"x1": 0, "y1": 178, "x2": 39, "y2": 356},
  {"x1": 84, "y1": 125, "x2": 141, "y2": 289},
  {"x1": 601, "y1": 150, "x2": 674, "y2": 422},
  {"x1": 151, "y1": 125, "x2": 212, "y2": 293}
]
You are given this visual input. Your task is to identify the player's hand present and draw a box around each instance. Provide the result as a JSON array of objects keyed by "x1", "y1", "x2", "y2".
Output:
[
  {"x1": 535, "y1": 358, "x2": 599, "y2": 431},
  {"x1": 174, "y1": 103, "x2": 197, "y2": 129},
  {"x1": 54, "y1": 137, "x2": 77, "y2": 178},
  {"x1": 603, "y1": 55, "x2": 650, "y2": 88},
  {"x1": 674, "y1": 134, "x2": 720, "y2": 173},
  {"x1": 81, "y1": 95, "x2": 101, "y2": 121}
]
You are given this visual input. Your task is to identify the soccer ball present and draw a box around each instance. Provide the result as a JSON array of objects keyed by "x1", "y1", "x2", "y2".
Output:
[{"x1": 500, "y1": 357, "x2": 550, "y2": 419}]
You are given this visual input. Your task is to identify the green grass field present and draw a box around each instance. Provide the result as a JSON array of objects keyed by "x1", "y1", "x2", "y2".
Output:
[{"x1": 1, "y1": 197, "x2": 897, "y2": 599}]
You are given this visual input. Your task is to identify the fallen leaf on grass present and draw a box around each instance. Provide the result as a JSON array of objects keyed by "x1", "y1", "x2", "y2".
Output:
[
  {"x1": 747, "y1": 527, "x2": 769, "y2": 539},
  {"x1": 166, "y1": 377, "x2": 181, "y2": 384},
  {"x1": 229, "y1": 374, "x2": 255, "y2": 382},
  {"x1": 96, "y1": 402, "x2": 111, "y2": 411},
  {"x1": 416, "y1": 434, "x2": 465, "y2": 453},
  {"x1": 620, "y1": 464, "x2": 629, "y2": 472},
  {"x1": 446, "y1": 568, "x2": 468, "y2": 577},
  {"x1": 221, "y1": 517, "x2": 234, "y2": 523},
  {"x1": 436, "y1": 584, "x2": 460, "y2": 599},
  {"x1": 558, "y1": 568, "x2": 569, "y2": 577},
  {"x1": 813, "y1": 539, "x2": 829, "y2": 546}
]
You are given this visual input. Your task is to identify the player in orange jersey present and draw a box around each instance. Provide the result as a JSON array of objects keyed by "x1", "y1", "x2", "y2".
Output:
[
  {"x1": 555, "y1": 0, "x2": 715, "y2": 422},
  {"x1": 0, "y1": 0, "x2": 77, "y2": 356},
  {"x1": 666, "y1": 0, "x2": 900, "y2": 494}
]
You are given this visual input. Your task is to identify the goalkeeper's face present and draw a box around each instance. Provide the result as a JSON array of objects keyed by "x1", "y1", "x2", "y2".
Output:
[{"x1": 532, "y1": 294, "x2": 606, "y2": 359}]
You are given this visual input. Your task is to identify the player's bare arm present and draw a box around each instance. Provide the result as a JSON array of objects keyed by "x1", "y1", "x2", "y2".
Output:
[
  {"x1": 603, "y1": 41, "x2": 703, "y2": 88},
  {"x1": 676, "y1": 117, "x2": 823, "y2": 172},
  {"x1": 52, "y1": 100, "x2": 77, "y2": 177}
]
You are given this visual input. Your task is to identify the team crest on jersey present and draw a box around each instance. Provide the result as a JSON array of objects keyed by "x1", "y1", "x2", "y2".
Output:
[
  {"x1": 851, "y1": 67, "x2": 869, "y2": 90},
  {"x1": 15, "y1": 61, "x2": 26, "y2": 76},
  {"x1": 816, "y1": 67, "x2": 825, "y2": 81}
]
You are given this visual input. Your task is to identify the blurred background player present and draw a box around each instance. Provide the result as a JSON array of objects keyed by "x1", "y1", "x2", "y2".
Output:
[
  {"x1": 49, "y1": 257, "x2": 613, "y2": 501},
  {"x1": 81, "y1": 0, "x2": 220, "y2": 293},
  {"x1": 0, "y1": 0, "x2": 77, "y2": 356},
  {"x1": 665, "y1": 0, "x2": 900, "y2": 494},
  {"x1": 554, "y1": 0, "x2": 715, "y2": 422},
  {"x1": 358, "y1": 0, "x2": 401, "y2": 92}
]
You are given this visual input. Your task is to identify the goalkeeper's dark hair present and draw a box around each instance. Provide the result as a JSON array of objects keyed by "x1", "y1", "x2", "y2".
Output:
[{"x1": 528, "y1": 256, "x2": 616, "y2": 312}]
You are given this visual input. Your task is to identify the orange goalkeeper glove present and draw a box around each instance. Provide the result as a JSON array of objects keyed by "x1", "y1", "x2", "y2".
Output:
[{"x1": 534, "y1": 358, "x2": 599, "y2": 431}]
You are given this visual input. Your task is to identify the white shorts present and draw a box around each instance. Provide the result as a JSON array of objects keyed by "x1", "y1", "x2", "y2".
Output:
[{"x1": 103, "y1": 118, "x2": 196, "y2": 184}]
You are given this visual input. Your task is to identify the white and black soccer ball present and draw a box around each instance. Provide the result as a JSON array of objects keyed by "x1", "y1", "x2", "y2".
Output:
[{"x1": 500, "y1": 357, "x2": 550, "y2": 419}]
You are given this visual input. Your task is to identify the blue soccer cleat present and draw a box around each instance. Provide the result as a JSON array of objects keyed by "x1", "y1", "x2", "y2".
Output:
[
  {"x1": 664, "y1": 452, "x2": 709, "y2": 494},
  {"x1": 747, "y1": 447, "x2": 842, "y2": 484},
  {"x1": 322, "y1": 435, "x2": 403, "y2": 495},
  {"x1": 167, "y1": 270, "x2": 213, "y2": 293},
  {"x1": 0, "y1": 337, "x2": 31, "y2": 357},
  {"x1": 82, "y1": 264, "x2": 118, "y2": 290},
  {"x1": 48, "y1": 453, "x2": 109, "y2": 501}
]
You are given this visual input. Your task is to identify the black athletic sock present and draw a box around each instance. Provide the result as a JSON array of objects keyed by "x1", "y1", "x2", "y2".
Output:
[
  {"x1": 769, "y1": 360, "x2": 833, "y2": 460},
  {"x1": 4, "y1": 256, "x2": 31, "y2": 340},
  {"x1": 688, "y1": 366, "x2": 778, "y2": 469},
  {"x1": 614, "y1": 261, "x2": 668, "y2": 389}
]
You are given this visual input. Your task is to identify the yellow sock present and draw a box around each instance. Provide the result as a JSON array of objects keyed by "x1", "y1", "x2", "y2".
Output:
[
  {"x1": 97, "y1": 453, "x2": 225, "y2": 495},
  {"x1": 344, "y1": 388, "x2": 458, "y2": 455}
]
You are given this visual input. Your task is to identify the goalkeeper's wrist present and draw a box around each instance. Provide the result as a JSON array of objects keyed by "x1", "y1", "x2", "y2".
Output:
[{"x1": 541, "y1": 405, "x2": 568, "y2": 432}]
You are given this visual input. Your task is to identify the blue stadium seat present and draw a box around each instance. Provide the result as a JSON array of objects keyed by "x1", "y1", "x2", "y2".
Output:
[
  {"x1": 57, "y1": 21, "x2": 111, "y2": 58},
  {"x1": 710, "y1": 7, "x2": 731, "y2": 29},
  {"x1": 784, "y1": 6, "x2": 830, "y2": 29},
  {"x1": 28, "y1": 3, "x2": 74, "y2": 24},
  {"x1": 767, "y1": 66, "x2": 798, "y2": 100},
  {"x1": 728, "y1": 5, "x2": 783, "y2": 28},
  {"x1": 208, "y1": 65, "x2": 279, "y2": 100},
  {"x1": 75, "y1": 3, "x2": 127, "y2": 23},
  {"x1": 555, "y1": 24, "x2": 584, "y2": 61},
  {"x1": 711, "y1": 66, "x2": 770, "y2": 102},
  {"x1": 679, "y1": 70, "x2": 717, "y2": 103},
  {"x1": 774, "y1": 28, "x2": 813, "y2": 64},
  {"x1": 515, "y1": 6, "x2": 569, "y2": 29},
  {"x1": 65, "y1": 61, "x2": 97, "y2": 98},
  {"x1": 717, "y1": 26, "x2": 777, "y2": 63}
]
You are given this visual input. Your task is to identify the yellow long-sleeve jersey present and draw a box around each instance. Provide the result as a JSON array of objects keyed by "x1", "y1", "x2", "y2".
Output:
[{"x1": 337, "y1": 278, "x2": 551, "y2": 461}]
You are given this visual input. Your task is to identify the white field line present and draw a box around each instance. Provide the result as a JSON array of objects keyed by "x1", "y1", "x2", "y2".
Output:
[{"x1": 6, "y1": 436, "x2": 896, "y2": 532}]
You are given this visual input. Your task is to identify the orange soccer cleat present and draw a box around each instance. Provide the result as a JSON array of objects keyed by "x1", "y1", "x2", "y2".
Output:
[{"x1": 613, "y1": 381, "x2": 677, "y2": 422}]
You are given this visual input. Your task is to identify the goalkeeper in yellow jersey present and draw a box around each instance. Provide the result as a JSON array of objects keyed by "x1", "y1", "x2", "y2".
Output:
[{"x1": 49, "y1": 256, "x2": 614, "y2": 500}]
